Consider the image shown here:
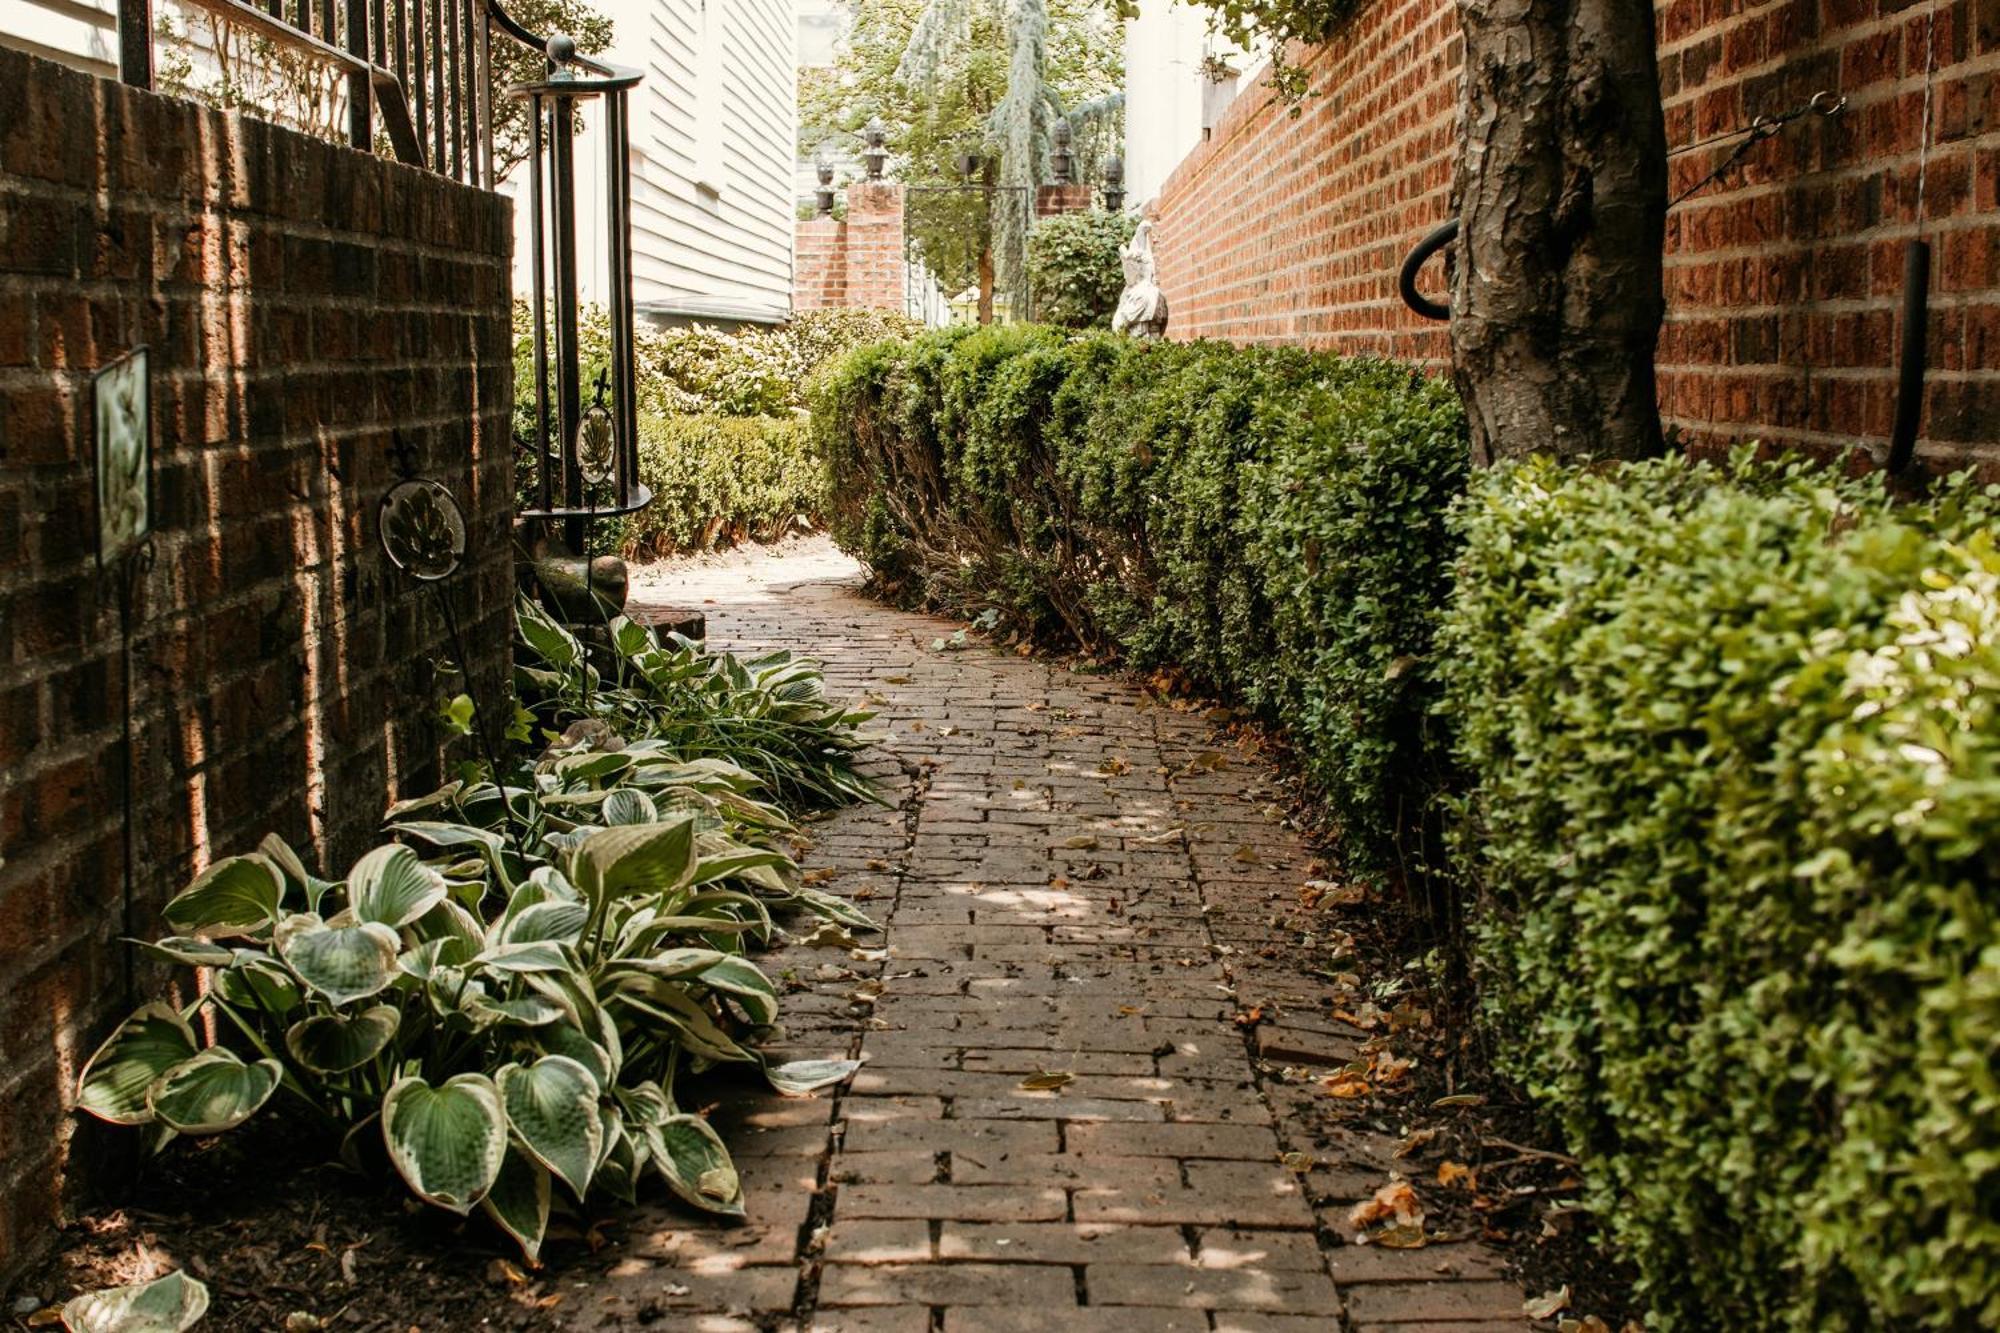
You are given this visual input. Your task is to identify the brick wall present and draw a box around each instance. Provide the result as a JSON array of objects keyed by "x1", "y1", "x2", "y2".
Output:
[
  {"x1": 0, "y1": 47, "x2": 515, "y2": 1274},
  {"x1": 1036, "y1": 183, "x2": 1095, "y2": 218},
  {"x1": 794, "y1": 182, "x2": 907, "y2": 313},
  {"x1": 1150, "y1": 0, "x2": 2000, "y2": 471}
]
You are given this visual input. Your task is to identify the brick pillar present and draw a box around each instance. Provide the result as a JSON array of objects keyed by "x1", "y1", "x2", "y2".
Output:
[
  {"x1": 792, "y1": 183, "x2": 906, "y2": 314},
  {"x1": 1036, "y1": 183, "x2": 1094, "y2": 218}
]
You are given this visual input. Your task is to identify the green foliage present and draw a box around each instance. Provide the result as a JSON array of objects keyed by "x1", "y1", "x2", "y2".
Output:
[
  {"x1": 607, "y1": 413, "x2": 822, "y2": 559},
  {"x1": 80, "y1": 766, "x2": 863, "y2": 1260},
  {"x1": 1110, "y1": 0, "x2": 1357, "y2": 102},
  {"x1": 515, "y1": 598, "x2": 883, "y2": 811},
  {"x1": 812, "y1": 325, "x2": 1466, "y2": 884},
  {"x1": 1027, "y1": 211, "x2": 1137, "y2": 329},
  {"x1": 1440, "y1": 455, "x2": 2000, "y2": 1330}
]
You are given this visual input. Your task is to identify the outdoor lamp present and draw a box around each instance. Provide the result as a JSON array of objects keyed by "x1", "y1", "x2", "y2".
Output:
[
  {"x1": 1051, "y1": 119, "x2": 1073, "y2": 185},
  {"x1": 815, "y1": 154, "x2": 836, "y2": 216},
  {"x1": 862, "y1": 118, "x2": 888, "y2": 180},
  {"x1": 957, "y1": 152, "x2": 985, "y2": 183},
  {"x1": 1102, "y1": 154, "x2": 1126, "y2": 212},
  {"x1": 577, "y1": 384, "x2": 615, "y2": 486}
]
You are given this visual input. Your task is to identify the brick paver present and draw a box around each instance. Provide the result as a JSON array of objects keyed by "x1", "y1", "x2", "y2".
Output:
[{"x1": 571, "y1": 538, "x2": 1533, "y2": 1331}]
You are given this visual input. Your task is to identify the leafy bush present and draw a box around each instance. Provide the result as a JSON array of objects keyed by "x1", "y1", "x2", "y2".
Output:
[
  {"x1": 813, "y1": 326, "x2": 1465, "y2": 885},
  {"x1": 1027, "y1": 210, "x2": 1137, "y2": 329},
  {"x1": 603, "y1": 413, "x2": 823, "y2": 559},
  {"x1": 1441, "y1": 454, "x2": 2000, "y2": 1330}
]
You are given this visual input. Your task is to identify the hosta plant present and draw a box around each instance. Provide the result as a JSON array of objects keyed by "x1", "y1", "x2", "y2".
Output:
[
  {"x1": 515, "y1": 596, "x2": 883, "y2": 809},
  {"x1": 77, "y1": 815, "x2": 861, "y2": 1263}
]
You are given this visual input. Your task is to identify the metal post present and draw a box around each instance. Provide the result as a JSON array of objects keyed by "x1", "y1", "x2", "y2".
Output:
[
  {"x1": 118, "y1": 0, "x2": 153, "y2": 88},
  {"x1": 551, "y1": 96, "x2": 583, "y2": 551},
  {"x1": 528, "y1": 99, "x2": 552, "y2": 513},
  {"x1": 606, "y1": 88, "x2": 637, "y2": 502},
  {"x1": 345, "y1": 0, "x2": 372, "y2": 150}
]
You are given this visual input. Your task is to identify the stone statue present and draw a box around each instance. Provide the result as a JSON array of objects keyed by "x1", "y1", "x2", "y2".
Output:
[{"x1": 1112, "y1": 220, "x2": 1169, "y2": 338}]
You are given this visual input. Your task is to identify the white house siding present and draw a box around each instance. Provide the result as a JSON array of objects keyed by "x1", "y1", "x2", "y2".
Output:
[
  {"x1": 1121, "y1": 0, "x2": 1262, "y2": 212},
  {"x1": 2, "y1": 0, "x2": 121, "y2": 78},
  {"x1": 511, "y1": 0, "x2": 798, "y2": 328}
]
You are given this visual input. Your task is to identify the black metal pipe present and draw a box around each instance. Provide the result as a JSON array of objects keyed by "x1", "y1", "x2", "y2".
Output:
[
  {"x1": 529, "y1": 99, "x2": 552, "y2": 513},
  {"x1": 1886, "y1": 238, "x2": 1930, "y2": 477},
  {"x1": 1397, "y1": 219, "x2": 1457, "y2": 322}
]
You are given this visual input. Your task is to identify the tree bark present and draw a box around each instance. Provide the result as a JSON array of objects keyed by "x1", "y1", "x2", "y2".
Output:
[
  {"x1": 978, "y1": 246, "x2": 996, "y2": 325},
  {"x1": 1451, "y1": 0, "x2": 1668, "y2": 465}
]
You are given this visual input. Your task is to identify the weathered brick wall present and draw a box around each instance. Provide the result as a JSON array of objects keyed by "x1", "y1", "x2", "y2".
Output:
[
  {"x1": 1150, "y1": 0, "x2": 2000, "y2": 470},
  {"x1": 0, "y1": 47, "x2": 514, "y2": 1273},
  {"x1": 793, "y1": 182, "x2": 906, "y2": 312}
]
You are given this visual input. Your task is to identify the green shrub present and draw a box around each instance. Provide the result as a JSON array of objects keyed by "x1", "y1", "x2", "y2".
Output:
[
  {"x1": 1026, "y1": 210, "x2": 1137, "y2": 329},
  {"x1": 814, "y1": 326, "x2": 1466, "y2": 886},
  {"x1": 1440, "y1": 454, "x2": 2000, "y2": 1330},
  {"x1": 603, "y1": 413, "x2": 822, "y2": 559}
]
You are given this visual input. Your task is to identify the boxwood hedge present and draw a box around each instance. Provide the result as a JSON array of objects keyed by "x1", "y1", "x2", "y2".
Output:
[
  {"x1": 1442, "y1": 455, "x2": 2000, "y2": 1330},
  {"x1": 812, "y1": 326, "x2": 1468, "y2": 891},
  {"x1": 814, "y1": 325, "x2": 2000, "y2": 1330}
]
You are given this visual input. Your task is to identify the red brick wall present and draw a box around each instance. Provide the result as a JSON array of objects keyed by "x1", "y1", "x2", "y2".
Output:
[
  {"x1": 1150, "y1": 0, "x2": 2000, "y2": 471},
  {"x1": 0, "y1": 48, "x2": 515, "y2": 1274},
  {"x1": 794, "y1": 182, "x2": 906, "y2": 313}
]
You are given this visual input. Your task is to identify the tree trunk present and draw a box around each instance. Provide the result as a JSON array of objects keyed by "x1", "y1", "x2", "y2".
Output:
[
  {"x1": 978, "y1": 246, "x2": 996, "y2": 325},
  {"x1": 1451, "y1": 0, "x2": 1668, "y2": 465}
]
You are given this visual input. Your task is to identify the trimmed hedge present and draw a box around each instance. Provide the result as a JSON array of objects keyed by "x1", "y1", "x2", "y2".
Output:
[
  {"x1": 1443, "y1": 456, "x2": 2000, "y2": 1331},
  {"x1": 814, "y1": 325, "x2": 2000, "y2": 1331},
  {"x1": 1027, "y1": 210, "x2": 1138, "y2": 329},
  {"x1": 608, "y1": 413, "x2": 821, "y2": 558},
  {"x1": 814, "y1": 325, "x2": 1467, "y2": 886}
]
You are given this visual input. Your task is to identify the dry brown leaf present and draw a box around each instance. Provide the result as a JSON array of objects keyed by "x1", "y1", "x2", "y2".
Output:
[
  {"x1": 1348, "y1": 1180, "x2": 1424, "y2": 1230},
  {"x1": 1232, "y1": 844, "x2": 1262, "y2": 865},
  {"x1": 802, "y1": 867, "x2": 840, "y2": 886},
  {"x1": 1437, "y1": 1160, "x2": 1477, "y2": 1190},
  {"x1": 1322, "y1": 1075, "x2": 1371, "y2": 1098},
  {"x1": 1062, "y1": 835, "x2": 1100, "y2": 849},
  {"x1": 1280, "y1": 1151, "x2": 1317, "y2": 1174},
  {"x1": 1018, "y1": 1071, "x2": 1074, "y2": 1091},
  {"x1": 1523, "y1": 1286, "x2": 1571, "y2": 1320}
]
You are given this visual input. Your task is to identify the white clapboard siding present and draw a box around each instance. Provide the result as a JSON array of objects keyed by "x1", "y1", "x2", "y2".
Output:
[
  {"x1": 1, "y1": 0, "x2": 119, "y2": 77},
  {"x1": 510, "y1": 0, "x2": 798, "y2": 328}
]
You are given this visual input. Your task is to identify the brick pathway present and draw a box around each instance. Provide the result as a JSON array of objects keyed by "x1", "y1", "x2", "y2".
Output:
[{"x1": 583, "y1": 538, "x2": 1531, "y2": 1333}]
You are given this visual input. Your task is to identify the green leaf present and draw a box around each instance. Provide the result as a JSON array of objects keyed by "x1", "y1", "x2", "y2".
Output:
[
  {"x1": 286, "y1": 1004, "x2": 401, "y2": 1074},
  {"x1": 259, "y1": 832, "x2": 336, "y2": 914},
  {"x1": 499, "y1": 900, "x2": 588, "y2": 947},
  {"x1": 61, "y1": 1270, "x2": 209, "y2": 1333},
  {"x1": 146, "y1": 1049, "x2": 281, "y2": 1134},
  {"x1": 608, "y1": 947, "x2": 729, "y2": 980},
  {"x1": 538, "y1": 1023, "x2": 613, "y2": 1092},
  {"x1": 476, "y1": 941, "x2": 572, "y2": 975},
  {"x1": 348, "y1": 844, "x2": 448, "y2": 929},
  {"x1": 645, "y1": 1114, "x2": 744, "y2": 1217},
  {"x1": 497, "y1": 1056, "x2": 603, "y2": 1197},
  {"x1": 213, "y1": 957, "x2": 303, "y2": 1014},
  {"x1": 162, "y1": 855, "x2": 283, "y2": 938},
  {"x1": 599, "y1": 788, "x2": 658, "y2": 826},
  {"x1": 480, "y1": 1146, "x2": 551, "y2": 1265},
  {"x1": 698, "y1": 956, "x2": 780, "y2": 1025},
  {"x1": 277, "y1": 918, "x2": 401, "y2": 1006},
  {"x1": 573, "y1": 818, "x2": 699, "y2": 899},
  {"x1": 766, "y1": 1058, "x2": 865, "y2": 1097},
  {"x1": 381, "y1": 1073, "x2": 506, "y2": 1213},
  {"x1": 132, "y1": 937, "x2": 235, "y2": 968},
  {"x1": 75, "y1": 1004, "x2": 200, "y2": 1126}
]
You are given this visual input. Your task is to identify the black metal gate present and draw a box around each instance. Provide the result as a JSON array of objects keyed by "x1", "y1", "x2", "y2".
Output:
[{"x1": 901, "y1": 182, "x2": 1034, "y2": 325}]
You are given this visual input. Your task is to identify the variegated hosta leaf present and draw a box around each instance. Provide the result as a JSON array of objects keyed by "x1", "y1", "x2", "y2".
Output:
[
  {"x1": 286, "y1": 1004, "x2": 401, "y2": 1074},
  {"x1": 61, "y1": 1269, "x2": 209, "y2": 1333},
  {"x1": 389, "y1": 820, "x2": 515, "y2": 893},
  {"x1": 146, "y1": 1049, "x2": 281, "y2": 1134},
  {"x1": 573, "y1": 818, "x2": 699, "y2": 900},
  {"x1": 687, "y1": 846, "x2": 793, "y2": 887},
  {"x1": 497, "y1": 1056, "x2": 603, "y2": 1197},
  {"x1": 382, "y1": 1073, "x2": 506, "y2": 1213},
  {"x1": 259, "y1": 832, "x2": 337, "y2": 915},
  {"x1": 481, "y1": 1145, "x2": 551, "y2": 1265},
  {"x1": 278, "y1": 917, "x2": 401, "y2": 1006},
  {"x1": 409, "y1": 898, "x2": 484, "y2": 957},
  {"x1": 499, "y1": 900, "x2": 588, "y2": 947},
  {"x1": 476, "y1": 941, "x2": 571, "y2": 975},
  {"x1": 399, "y1": 935, "x2": 474, "y2": 982},
  {"x1": 594, "y1": 1118, "x2": 640, "y2": 1205},
  {"x1": 766, "y1": 1058, "x2": 865, "y2": 1097},
  {"x1": 213, "y1": 957, "x2": 303, "y2": 1014},
  {"x1": 599, "y1": 788, "x2": 657, "y2": 826},
  {"x1": 612, "y1": 987, "x2": 750, "y2": 1064},
  {"x1": 133, "y1": 937, "x2": 234, "y2": 968},
  {"x1": 162, "y1": 854, "x2": 283, "y2": 938},
  {"x1": 464, "y1": 994, "x2": 567, "y2": 1028},
  {"x1": 645, "y1": 1114, "x2": 744, "y2": 1217},
  {"x1": 551, "y1": 750, "x2": 632, "y2": 785},
  {"x1": 794, "y1": 885, "x2": 878, "y2": 931},
  {"x1": 609, "y1": 947, "x2": 729, "y2": 981},
  {"x1": 348, "y1": 844, "x2": 448, "y2": 929},
  {"x1": 383, "y1": 782, "x2": 462, "y2": 820},
  {"x1": 75, "y1": 1004, "x2": 199, "y2": 1125},
  {"x1": 538, "y1": 1023, "x2": 613, "y2": 1091},
  {"x1": 697, "y1": 956, "x2": 780, "y2": 1026}
]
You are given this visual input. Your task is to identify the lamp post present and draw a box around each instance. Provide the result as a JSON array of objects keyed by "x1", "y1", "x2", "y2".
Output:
[
  {"x1": 862, "y1": 118, "x2": 888, "y2": 180},
  {"x1": 1050, "y1": 120, "x2": 1073, "y2": 185},
  {"x1": 1102, "y1": 154, "x2": 1126, "y2": 212}
]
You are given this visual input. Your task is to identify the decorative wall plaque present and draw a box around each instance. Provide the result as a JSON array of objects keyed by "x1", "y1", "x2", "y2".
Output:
[{"x1": 94, "y1": 347, "x2": 151, "y2": 566}]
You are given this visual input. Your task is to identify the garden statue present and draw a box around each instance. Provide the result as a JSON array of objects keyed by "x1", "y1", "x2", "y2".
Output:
[{"x1": 1113, "y1": 220, "x2": 1169, "y2": 338}]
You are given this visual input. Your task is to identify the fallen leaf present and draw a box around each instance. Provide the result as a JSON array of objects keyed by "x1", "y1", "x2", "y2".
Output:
[
  {"x1": 1437, "y1": 1160, "x2": 1477, "y2": 1190},
  {"x1": 1232, "y1": 844, "x2": 1262, "y2": 865},
  {"x1": 1322, "y1": 1075, "x2": 1371, "y2": 1098},
  {"x1": 1062, "y1": 835, "x2": 1100, "y2": 850},
  {"x1": 1280, "y1": 1151, "x2": 1317, "y2": 1173},
  {"x1": 1348, "y1": 1180, "x2": 1424, "y2": 1231},
  {"x1": 1523, "y1": 1286, "x2": 1571, "y2": 1320},
  {"x1": 1373, "y1": 1222, "x2": 1428, "y2": 1249},
  {"x1": 802, "y1": 867, "x2": 840, "y2": 886},
  {"x1": 1097, "y1": 756, "x2": 1132, "y2": 776},
  {"x1": 1432, "y1": 1093, "x2": 1486, "y2": 1108},
  {"x1": 1018, "y1": 1071, "x2": 1074, "y2": 1091}
]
